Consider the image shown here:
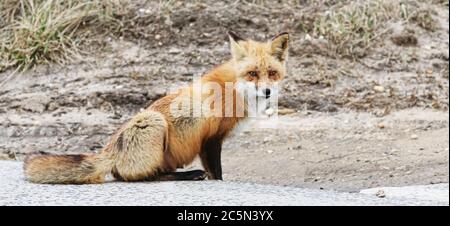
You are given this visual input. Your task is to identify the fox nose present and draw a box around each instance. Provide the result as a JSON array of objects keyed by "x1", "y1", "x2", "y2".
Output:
[{"x1": 262, "y1": 88, "x2": 271, "y2": 98}]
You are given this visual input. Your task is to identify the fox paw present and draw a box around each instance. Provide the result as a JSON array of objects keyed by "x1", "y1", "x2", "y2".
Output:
[{"x1": 189, "y1": 170, "x2": 207, "y2": 181}]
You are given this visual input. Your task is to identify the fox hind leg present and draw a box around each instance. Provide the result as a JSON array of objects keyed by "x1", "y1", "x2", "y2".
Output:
[{"x1": 112, "y1": 110, "x2": 168, "y2": 182}]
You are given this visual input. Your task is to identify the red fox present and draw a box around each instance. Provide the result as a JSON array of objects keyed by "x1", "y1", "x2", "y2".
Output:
[{"x1": 23, "y1": 31, "x2": 289, "y2": 184}]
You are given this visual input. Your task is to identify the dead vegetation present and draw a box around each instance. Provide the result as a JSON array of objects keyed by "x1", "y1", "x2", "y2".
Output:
[
  {"x1": 0, "y1": 0, "x2": 130, "y2": 72},
  {"x1": 309, "y1": 0, "x2": 440, "y2": 58}
]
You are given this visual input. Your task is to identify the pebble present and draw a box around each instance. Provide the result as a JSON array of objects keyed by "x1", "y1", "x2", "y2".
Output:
[
  {"x1": 373, "y1": 86, "x2": 385, "y2": 93},
  {"x1": 304, "y1": 34, "x2": 312, "y2": 41},
  {"x1": 375, "y1": 190, "x2": 386, "y2": 198},
  {"x1": 410, "y1": 134, "x2": 419, "y2": 140}
]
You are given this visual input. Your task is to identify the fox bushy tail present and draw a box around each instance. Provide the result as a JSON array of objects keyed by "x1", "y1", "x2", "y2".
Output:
[
  {"x1": 23, "y1": 110, "x2": 169, "y2": 184},
  {"x1": 23, "y1": 152, "x2": 114, "y2": 184}
]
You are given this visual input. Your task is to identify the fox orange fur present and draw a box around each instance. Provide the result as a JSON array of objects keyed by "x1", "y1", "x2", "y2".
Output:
[{"x1": 23, "y1": 31, "x2": 290, "y2": 184}]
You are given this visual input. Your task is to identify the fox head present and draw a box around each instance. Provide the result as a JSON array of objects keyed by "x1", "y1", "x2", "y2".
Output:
[{"x1": 228, "y1": 31, "x2": 289, "y2": 115}]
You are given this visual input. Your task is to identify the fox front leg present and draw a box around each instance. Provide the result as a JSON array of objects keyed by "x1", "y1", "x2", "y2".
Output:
[{"x1": 200, "y1": 137, "x2": 223, "y2": 180}]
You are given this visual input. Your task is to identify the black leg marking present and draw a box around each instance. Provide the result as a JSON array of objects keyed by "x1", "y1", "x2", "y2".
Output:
[
  {"x1": 200, "y1": 137, "x2": 223, "y2": 180},
  {"x1": 156, "y1": 170, "x2": 207, "y2": 181}
]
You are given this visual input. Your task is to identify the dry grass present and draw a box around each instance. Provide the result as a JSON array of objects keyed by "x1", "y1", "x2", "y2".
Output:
[
  {"x1": 0, "y1": 0, "x2": 126, "y2": 72},
  {"x1": 0, "y1": 0, "x2": 443, "y2": 72},
  {"x1": 410, "y1": 9, "x2": 438, "y2": 31},
  {"x1": 310, "y1": 0, "x2": 439, "y2": 58},
  {"x1": 432, "y1": 0, "x2": 449, "y2": 6}
]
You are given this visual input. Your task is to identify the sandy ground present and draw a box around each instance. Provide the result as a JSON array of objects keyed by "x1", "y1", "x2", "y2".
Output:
[
  {"x1": 1, "y1": 107, "x2": 448, "y2": 192},
  {"x1": 191, "y1": 108, "x2": 449, "y2": 192}
]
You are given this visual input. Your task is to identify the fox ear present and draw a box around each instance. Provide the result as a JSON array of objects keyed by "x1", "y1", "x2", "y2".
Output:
[
  {"x1": 228, "y1": 31, "x2": 246, "y2": 60},
  {"x1": 271, "y1": 32, "x2": 289, "y2": 62}
]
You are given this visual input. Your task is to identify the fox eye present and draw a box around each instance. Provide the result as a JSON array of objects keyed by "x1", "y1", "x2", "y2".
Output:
[
  {"x1": 268, "y1": 70, "x2": 277, "y2": 77},
  {"x1": 248, "y1": 71, "x2": 258, "y2": 77}
]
